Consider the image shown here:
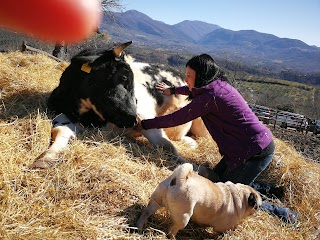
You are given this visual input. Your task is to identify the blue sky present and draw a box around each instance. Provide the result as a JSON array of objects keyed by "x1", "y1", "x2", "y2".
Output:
[{"x1": 120, "y1": 0, "x2": 320, "y2": 47}]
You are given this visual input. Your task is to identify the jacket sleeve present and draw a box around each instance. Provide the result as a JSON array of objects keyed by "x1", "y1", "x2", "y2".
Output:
[
  {"x1": 142, "y1": 93, "x2": 212, "y2": 130},
  {"x1": 175, "y1": 86, "x2": 191, "y2": 95}
]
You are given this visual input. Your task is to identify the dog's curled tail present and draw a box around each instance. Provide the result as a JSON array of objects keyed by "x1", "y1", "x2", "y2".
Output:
[{"x1": 170, "y1": 163, "x2": 193, "y2": 186}]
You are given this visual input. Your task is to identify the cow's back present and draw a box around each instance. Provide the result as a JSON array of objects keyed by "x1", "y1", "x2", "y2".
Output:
[{"x1": 127, "y1": 57, "x2": 208, "y2": 142}]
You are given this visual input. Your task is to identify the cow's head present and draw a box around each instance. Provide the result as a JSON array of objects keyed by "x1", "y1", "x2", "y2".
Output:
[{"x1": 79, "y1": 41, "x2": 137, "y2": 128}]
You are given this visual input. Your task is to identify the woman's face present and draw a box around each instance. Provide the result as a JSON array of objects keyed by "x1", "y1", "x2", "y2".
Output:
[{"x1": 185, "y1": 66, "x2": 196, "y2": 91}]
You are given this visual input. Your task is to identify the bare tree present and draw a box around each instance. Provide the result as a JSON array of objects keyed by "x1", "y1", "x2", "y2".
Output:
[
  {"x1": 100, "y1": 0, "x2": 124, "y2": 24},
  {"x1": 101, "y1": 0, "x2": 124, "y2": 12}
]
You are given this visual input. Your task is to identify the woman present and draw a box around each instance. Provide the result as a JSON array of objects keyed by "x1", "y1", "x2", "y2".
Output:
[{"x1": 136, "y1": 54, "x2": 298, "y2": 224}]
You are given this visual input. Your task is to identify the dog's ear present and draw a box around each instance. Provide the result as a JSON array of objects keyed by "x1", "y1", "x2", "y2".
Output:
[
  {"x1": 170, "y1": 177, "x2": 176, "y2": 186},
  {"x1": 248, "y1": 192, "x2": 259, "y2": 209}
]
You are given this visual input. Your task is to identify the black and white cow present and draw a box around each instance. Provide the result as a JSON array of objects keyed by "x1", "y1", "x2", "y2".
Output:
[{"x1": 31, "y1": 41, "x2": 207, "y2": 168}]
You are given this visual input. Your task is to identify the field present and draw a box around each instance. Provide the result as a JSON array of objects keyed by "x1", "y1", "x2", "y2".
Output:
[
  {"x1": 234, "y1": 74, "x2": 318, "y2": 118},
  {"x1": 0, "y1": 52, "x2": 319, "y2": 240}
]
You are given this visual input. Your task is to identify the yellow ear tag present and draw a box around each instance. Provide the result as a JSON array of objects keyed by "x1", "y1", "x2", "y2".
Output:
[{"x1": 81, "y1": 63, "x2": 91, "y2": 73}]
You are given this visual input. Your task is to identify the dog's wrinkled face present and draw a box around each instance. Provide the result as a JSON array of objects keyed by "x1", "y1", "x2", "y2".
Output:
[{"x1": 248, "y1": 192, "x2": 260, "y2": 210}]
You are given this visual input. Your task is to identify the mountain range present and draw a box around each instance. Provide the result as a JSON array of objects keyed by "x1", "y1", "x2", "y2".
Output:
[{"x1": 100, "y1": 10, "x2": 320, "y2": 74}]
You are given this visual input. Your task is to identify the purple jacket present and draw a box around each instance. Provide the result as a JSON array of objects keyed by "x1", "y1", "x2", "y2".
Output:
[{"x1": 142, "y1": 80, "x2": 273, "y2": 170}]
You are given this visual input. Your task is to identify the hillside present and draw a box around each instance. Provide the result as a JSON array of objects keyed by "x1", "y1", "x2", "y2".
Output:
[
  {"x1": 0, "y1": 52, "x2": 319, "y2": 239},
  {"x1": 173, "y1": 20, "x2": 221, "y2": 41},
  {"x1": 100, "y1": 10, "x2": 320, "y2": 75},
  {"x1": 235, "y1": 75, "x2": 319, "y2": 118}
]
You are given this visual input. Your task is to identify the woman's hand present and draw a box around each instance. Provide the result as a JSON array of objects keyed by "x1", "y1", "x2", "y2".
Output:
[
  {"x1": 0, "y1": 0, "x2": 101, "y2": 43},
  {"x1": 156, "y1": 82, "x2": 172, "y2": 96},
  {"x1": 133, "y1": 114, "x2": 144, "y2": 131}
]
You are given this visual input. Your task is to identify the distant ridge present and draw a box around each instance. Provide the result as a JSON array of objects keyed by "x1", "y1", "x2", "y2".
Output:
[
  {"x1": 173, "y1": 20, "x2": 221, "y2": 41},
  {"x1": 101, "y1": 10, "x2": 320, "y2": 73}
]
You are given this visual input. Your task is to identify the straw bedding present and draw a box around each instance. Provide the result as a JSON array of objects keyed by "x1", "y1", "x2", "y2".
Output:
[{"x1": 0, "y1": 52, "x2": 319, "y2": 240}]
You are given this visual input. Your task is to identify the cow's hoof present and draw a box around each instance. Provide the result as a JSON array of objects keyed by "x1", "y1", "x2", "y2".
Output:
[
  {"x1": 29, "y1": 159, "x2": 51, "y2": 169},
  {"x1": 30, "y1": 151, "x2": 58, "y2": 169},
  {"x1": 181, "y1": 136, "x2": 198, "y2": 149}
]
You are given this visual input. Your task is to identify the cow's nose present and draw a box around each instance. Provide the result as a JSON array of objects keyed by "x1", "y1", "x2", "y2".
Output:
[
  {"x1": 131, "y1": 117, "x2": 138, "y2": 127},
  {"x1": 128, "y1": 115, "x2": 138, "y2": 127}
]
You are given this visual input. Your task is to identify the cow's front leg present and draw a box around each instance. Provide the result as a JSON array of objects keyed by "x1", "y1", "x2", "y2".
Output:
[
  {"x1": 141, "y1": 129, "x2": 187, "y2": 163},
  {"x1": 30, "y1": 114, "x2": 80, "y2": 169}
]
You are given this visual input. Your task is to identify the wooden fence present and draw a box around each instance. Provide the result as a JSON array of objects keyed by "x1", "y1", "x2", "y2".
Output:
[{"x1": 250, "y1": 104, "x2": 319, "y2": 134}]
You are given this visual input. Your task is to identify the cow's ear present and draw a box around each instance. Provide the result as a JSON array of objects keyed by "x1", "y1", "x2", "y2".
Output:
[{"x1": 113, "y1": 41, "x2": 132, "y2": 58}]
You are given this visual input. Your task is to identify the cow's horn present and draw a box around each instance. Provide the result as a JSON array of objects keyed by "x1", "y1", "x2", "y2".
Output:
[{"x1": 113, "y1": 41, "x2": 132, "y2": 58}]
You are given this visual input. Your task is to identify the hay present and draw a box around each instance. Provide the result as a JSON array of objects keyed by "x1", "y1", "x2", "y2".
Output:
[{"x1": 0, "y1": 52, "x2": 319, "y2": 240}]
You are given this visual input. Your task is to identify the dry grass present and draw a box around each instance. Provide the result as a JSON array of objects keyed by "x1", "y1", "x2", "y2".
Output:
[{"x1": 0, "y1": 52, "x2": 319, "y2": 240}]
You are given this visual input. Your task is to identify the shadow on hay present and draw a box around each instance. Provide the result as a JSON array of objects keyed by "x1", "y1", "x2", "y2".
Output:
[
  {"x1": 0, "y1": 89, "x2": 52, "y2": 120},
  {"x1": 120, "y1": 203, "x2": 220, "y2": 240},
  {"x1": 91, "y1": 127, "x2": 184, "y2": 171}
]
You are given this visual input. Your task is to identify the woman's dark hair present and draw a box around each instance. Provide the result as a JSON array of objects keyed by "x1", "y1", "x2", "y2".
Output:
[{"x1": 186, "y1": 54, "x2": 228, "y2": 87}]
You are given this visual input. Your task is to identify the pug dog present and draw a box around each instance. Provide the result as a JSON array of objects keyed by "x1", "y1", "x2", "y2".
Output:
[{"x1": 137, "y1": 163, "x2": 262, "y2": 239}]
